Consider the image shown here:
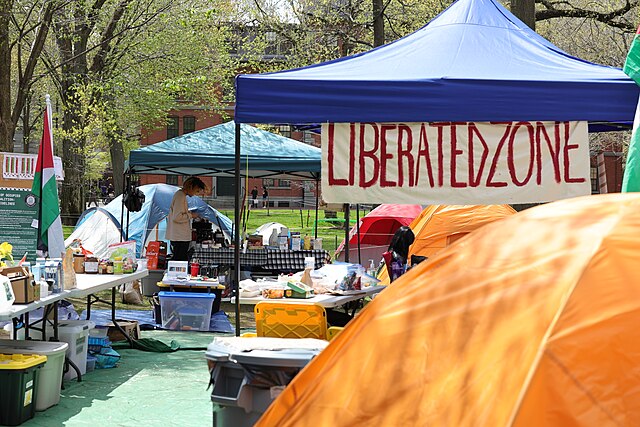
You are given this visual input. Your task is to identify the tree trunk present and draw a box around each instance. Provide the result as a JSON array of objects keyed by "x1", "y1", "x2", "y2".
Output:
[
  {"x1": 0, "y1": 0, "x2": 14, "y2": 152},
  {"x1": 511, "y1": 0, "x2": 536, "y2": 31},
  {"x1": 110, "y1": 137, "x2": 125, "y2": 196},
  {"x1": 59, "y1": 81, "x2": 86, "y2": 224},
  {"x1": 372, "y1": 0, "x2": 385, "y2": 47}
]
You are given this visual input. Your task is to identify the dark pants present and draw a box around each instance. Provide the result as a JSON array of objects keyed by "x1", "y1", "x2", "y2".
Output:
[{"x1": 171, "y1": 241, "x2": 190, "y2": 261}]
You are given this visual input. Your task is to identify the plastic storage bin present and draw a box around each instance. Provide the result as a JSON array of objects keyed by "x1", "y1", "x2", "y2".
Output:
[
  {"x1": 58, "y1": 320, "x2": 95, "y2": 380},
  {"x1": 159, "y1": 291, "x2": 216, "y2": 331},
  {"x1": 0, "y1": 340, "x2": 68, "y2": 411},
  {"x1": 205, "y1": 337, "x2": 327, "y2": 427},
  {"x1": 0, "y1": 353, "x2": 47, "y2": 426}
]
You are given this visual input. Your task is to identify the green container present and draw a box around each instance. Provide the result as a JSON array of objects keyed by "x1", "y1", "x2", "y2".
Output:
[{"x1": 0, "y1": 353, "x2": 47, "y2": 426}]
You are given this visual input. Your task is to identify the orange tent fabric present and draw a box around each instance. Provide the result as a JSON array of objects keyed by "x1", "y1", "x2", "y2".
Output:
[
  {"x1": 378, "y1": 204, "x2": 515, "y2": 284},
  {"x1": 257, "y1": 193, "x2": 640, "y2": 427}
]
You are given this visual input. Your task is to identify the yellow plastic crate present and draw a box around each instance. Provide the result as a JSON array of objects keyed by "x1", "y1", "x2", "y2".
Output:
[
  {"x1": 0, "y1": 354, "x2": 47, "y2": 370},
  {"x1": 255, "y1": 302, "x2": 328, "y2": 340}
]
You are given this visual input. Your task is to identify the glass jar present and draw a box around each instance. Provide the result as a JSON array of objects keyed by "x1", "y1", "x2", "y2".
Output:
[
  {"x1": 84, "y1": 256, "x2": 99, "y2": 274},
  {"x1": 73, "y1": 253, "x2": 85, "y2": 274}
]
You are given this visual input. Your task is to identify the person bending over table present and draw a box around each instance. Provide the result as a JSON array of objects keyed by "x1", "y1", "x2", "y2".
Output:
[{"x1": 166, "y1": 177, "x2": 205, "y2": 261}]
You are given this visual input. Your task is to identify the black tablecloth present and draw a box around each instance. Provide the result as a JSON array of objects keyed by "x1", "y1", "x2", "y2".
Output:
[{"x1": 192, "y1": 247, "x2": 331, "y2": 272}]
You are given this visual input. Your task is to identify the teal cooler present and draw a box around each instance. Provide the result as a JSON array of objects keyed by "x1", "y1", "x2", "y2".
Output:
[{"x1": 0, "y1": 353, "x2": 47, "y2": 426}]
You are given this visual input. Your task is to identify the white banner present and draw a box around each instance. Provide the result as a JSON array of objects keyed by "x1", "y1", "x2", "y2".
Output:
[{"x1": 321, "y1": 121, "x2": 590, "y2": 205}]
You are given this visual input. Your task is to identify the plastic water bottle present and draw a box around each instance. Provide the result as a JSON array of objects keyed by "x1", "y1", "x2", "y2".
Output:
[{"x1": 367, "y1": 259, "x2": 376, "y2": 276}]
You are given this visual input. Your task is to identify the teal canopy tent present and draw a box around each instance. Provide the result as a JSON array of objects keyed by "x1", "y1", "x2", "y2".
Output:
[{"x1": 126, "y1": 121, "x2": 320, "y2": 180}]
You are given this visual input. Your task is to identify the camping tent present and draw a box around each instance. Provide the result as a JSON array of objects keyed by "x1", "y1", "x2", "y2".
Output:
[
  {"x1": 235, "y1": 0, "x2": 638, "y2": 126},
  {"x1": 376, "y1": 204, "x2": 515, "y2": 284},
  {"x1": 127, "y1": 120, "x2": 321, "y2": 180},
  {"x1": 256, "y1": 193, "x2": 640, "y2": 426},
  {"x1": 334, "y1": 204, "x2": 423, "y2": 263},
  {"x1": 407, "y1": 204, "x2": 516, "y2": 257},
  {"x1": 65, "y1": 184, "x2": 233, "y2": 258}
]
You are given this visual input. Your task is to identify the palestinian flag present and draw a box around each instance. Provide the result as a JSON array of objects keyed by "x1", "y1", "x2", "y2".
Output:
[
  {"x1": 622, "y1": 26, "x2": 640, "y2": 192},
  {"x1": 31, "y1": 95, "x2": 65, "y2": 257}
]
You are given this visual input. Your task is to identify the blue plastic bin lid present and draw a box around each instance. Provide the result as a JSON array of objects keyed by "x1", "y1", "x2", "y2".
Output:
[{"x1": 158, "y1": 291, "x2": 216, "y2": 300}]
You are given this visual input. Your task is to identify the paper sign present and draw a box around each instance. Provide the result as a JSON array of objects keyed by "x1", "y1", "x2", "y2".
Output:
[{"x1": 321, "y1": 121, "x2": 590, "y2": 204}]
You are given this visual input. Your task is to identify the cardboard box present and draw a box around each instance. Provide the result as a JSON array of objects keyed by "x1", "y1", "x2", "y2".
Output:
[
  {"x1": 146, "y1": 241, "x2": 167, "y2": 256},
  {"x1": 146, "y1": 241, "x2": 168, "y2": 270},
  {"x1": 0, "y1": 266, "x2": 35, "y2": 304},
  {"x1": 106, "y1": 320, "x2": 140, "y2": 342},
  {"x1": 146, "y1": 255, "x2": 166, "y2": 270}
]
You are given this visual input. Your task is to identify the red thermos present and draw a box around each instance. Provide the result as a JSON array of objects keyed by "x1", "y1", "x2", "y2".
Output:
[{"x1": 190, "y1": 259, "x2": 200, "y2": 277}]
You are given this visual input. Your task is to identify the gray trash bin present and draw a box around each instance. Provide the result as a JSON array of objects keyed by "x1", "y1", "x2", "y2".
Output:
[{"x1": 205, "y1": 337, "x2": 328, "y2": 427}]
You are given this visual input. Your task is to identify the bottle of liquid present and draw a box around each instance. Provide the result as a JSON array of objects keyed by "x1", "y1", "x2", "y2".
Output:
[
  {"x1": 268, "y1": 228, "x2": 278, "y2": 247},
  {"x1": 303, "y1": 234, "x2": 312, "y2": 250},
  {"x1": 190, "y1": 258, "x2": 200, "y2": 277},
  {"x1": 367, "y1": 259, "x2": 376, "y2": 276}
]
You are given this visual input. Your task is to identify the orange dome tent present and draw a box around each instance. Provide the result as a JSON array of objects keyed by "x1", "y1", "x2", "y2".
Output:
[
  {"x1": 378, "y1": 204, "x2": 515, "y2": 284},
  {"x1": 257, "y1": 193, "x2": 640, "y2": 427}
]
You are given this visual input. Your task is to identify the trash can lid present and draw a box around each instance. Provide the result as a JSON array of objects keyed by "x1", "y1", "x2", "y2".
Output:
[
  {"x1": 0, "y1": 339, "x2": 68, "y2": 355},
  {"x1": 205, "y1": 337, "x2": 327, "y2": 368},
  {"x1": 0, "y1": 353, "x2": 47, "y2": 370}
]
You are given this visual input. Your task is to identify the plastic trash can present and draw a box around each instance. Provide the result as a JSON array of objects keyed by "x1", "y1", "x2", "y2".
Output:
[
  {"x1": 205, "y1": 337, "x2": 327, "y2": 427},
  {"x1": 57, "y1": 320, "x2": 95, "y2": 380},
  {"x1": 0, "y1": 339, "x2": 68, "y2": 411},
  {"x1": 0, "y1": 353, "x2": 47, "y2": 426}
]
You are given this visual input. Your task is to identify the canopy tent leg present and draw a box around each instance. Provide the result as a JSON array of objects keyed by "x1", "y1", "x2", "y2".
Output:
[
  {"x1": 344, "y1": 203, "x2": 350, "y2": 263},
  {"x1": 314, "y1": 179, "x2": 319, "y2": 239},
  {"x1": 356, "y1": 204, "x2": 361, "y2": 265},
  {"x1": 234, "y1": 123, "x2": 241, "y2": 336}
]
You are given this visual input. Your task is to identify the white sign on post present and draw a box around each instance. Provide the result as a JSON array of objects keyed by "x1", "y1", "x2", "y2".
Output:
[{"x1": 321, "y1": 121, "x2": 590, "y2": 205}]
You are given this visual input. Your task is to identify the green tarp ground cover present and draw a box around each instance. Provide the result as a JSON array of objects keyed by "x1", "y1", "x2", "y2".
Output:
[{"x1": 23, "y1": 330, "x2": 227, "y2": 427}]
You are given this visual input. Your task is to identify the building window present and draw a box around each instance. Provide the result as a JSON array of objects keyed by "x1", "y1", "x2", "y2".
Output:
[
  {"x1": 167, "y1": 117, "x2": 179, "y2": 139},
  {"x1": 166, "y1": 175, "x2": 178, "y2": 186},
  {"x1": 278, "y1": 125, "x2": 291, "y2": 138},
  {"x1": 277, "y1": 179, "x2": 290, "y2": 188},
  {"x1": 263, "y1": 178, "x2": 275, "y2": 188},
  {"x1": 303, "y1": 131, "x2": 315, "y2": 144},
  {"x1": 183, "y1": 116, "x2": 196, "y2": 134}
]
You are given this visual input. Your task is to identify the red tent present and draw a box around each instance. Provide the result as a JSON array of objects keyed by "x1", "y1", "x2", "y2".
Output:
[{"x1": 334, "y1": 204, "x2": 423, "y2": 262}]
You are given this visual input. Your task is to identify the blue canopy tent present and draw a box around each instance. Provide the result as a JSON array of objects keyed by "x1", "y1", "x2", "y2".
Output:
[
  {"x1": 234, "y1": 0, "x2": 638, "y2": 127},
  {"x1": 229, "y1": 0, "x2": 640, "y2": 334}
]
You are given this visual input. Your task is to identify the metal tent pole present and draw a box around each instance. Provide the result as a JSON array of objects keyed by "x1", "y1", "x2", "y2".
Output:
[{"x1": 234, "y1": 123, "x2": 241, "y2": 336}]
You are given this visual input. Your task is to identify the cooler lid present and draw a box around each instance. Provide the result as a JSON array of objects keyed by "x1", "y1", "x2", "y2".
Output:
[
  {"x1": 0, "y1": 353, "x2": 47, "y2": 370},
  {"x1": 0, "y1": 339, "x2": 68, "y2": 355},
  {"x1": 205, "y1": 337, "x2": 327, "y2": 367}
]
